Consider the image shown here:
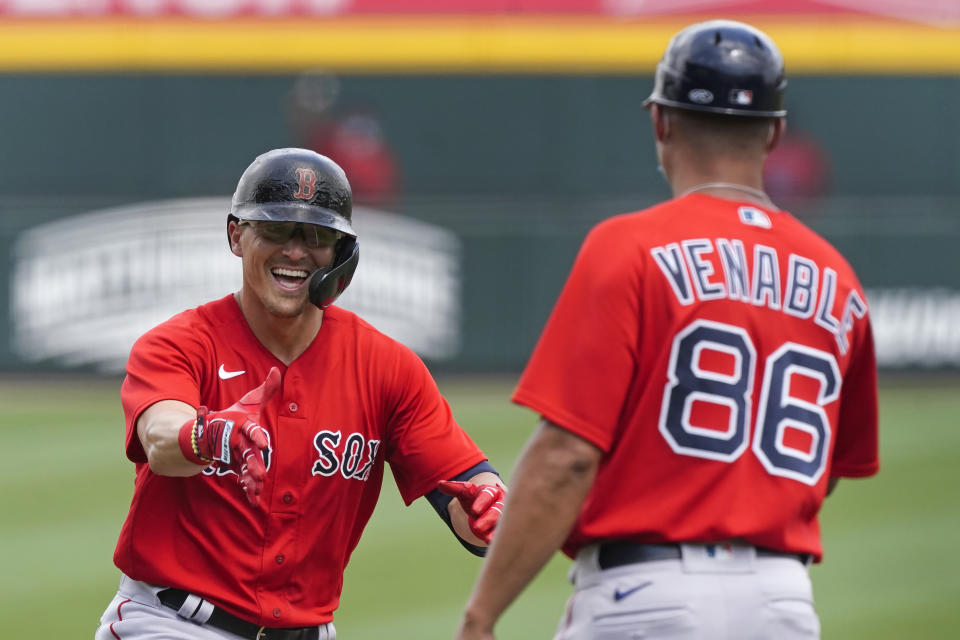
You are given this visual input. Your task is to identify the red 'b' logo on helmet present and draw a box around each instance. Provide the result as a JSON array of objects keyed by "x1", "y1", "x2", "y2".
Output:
[{"x1": 294, "y1": 168, "x2": 318, "y2": 200}]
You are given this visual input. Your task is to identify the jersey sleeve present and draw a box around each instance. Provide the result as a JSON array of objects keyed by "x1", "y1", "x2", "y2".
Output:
[
  {"x1": 512, "y1": 217, "x2": 642, "y2": 452},
  {"x1": 831, "y1": 313, "x2": 880, "y2": 478},
  {"x1": 120, "y1": 323, "x2": 205, "y2": 463},
  {"x1": 382, "y1": 345, "x2": 487, "y2": 505}
]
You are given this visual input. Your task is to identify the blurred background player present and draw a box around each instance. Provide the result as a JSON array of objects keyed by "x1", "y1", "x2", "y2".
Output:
[
  {"x1": 454, "y1": 20, "x2": 879, "y2": 640},
  {"x1": 95, "y1": 148, "x2": 505, "y2": 640},
  {"x1": 763, "y1": 122, "x2": 831, "y2": 211},
  {"x1": 287, "y1": 71, "x2": 401, "y2": 210}
]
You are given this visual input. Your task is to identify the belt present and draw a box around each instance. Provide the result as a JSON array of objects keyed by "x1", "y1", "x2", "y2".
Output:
[
  {"x1": 597, "y1": 541, "x2": 811, "y2": 569},
  {"x1": 157, "y1": 588, "x2": 321, "y2": 640}
]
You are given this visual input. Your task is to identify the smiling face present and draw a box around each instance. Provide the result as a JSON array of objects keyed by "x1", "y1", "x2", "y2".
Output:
[{"x1": 229, "y1": 220, "x2": 337, "y2": 318}]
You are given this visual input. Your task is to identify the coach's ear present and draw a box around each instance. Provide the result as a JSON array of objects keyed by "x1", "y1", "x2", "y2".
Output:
[
  {"x1": 651, "y1": 103, "x2": 672, "y2": 143},
  {"x1": 228, "y1": 220, "x2": 244, "y2": 257},
  {"x1": 766, "y1": 117, "x2": 786, "y2": 153}
]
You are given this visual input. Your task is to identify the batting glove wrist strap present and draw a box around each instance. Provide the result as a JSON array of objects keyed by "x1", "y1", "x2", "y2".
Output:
[
  {"x1": 438, "y1": 481, "x2": 507, "y2": 544},
  {"x1": 176, "y1": 367, "x2": 281, "y2": 507},
  {"x1": 178, "y1": 408, "x2": 215, "y2": 466}
]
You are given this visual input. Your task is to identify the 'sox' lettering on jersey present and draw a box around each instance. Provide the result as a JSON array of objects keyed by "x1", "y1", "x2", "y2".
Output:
[
  {"x1": 312, "y1": 430, "x2": 341, "y2": 476},
  {"x1": 312, "y1": 430, "x2": 380, "y2": 481},
  {"x1": 651, "y1": 239, "x2": 867, "y2": 355},
  {"x1": 341, "y1": 433, "x2": 365, "y2": 480},
  {"x1": 355, "y1": 439, "x2": 381, "y2": 481}
]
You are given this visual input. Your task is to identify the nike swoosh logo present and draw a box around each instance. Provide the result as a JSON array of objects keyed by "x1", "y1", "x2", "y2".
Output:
[
  {"x1": 218, "y1": 365, "x2": 246, "y2": 380},
  {"x1": 614, "y1": 581, "x2": 652, "y2": 602}
]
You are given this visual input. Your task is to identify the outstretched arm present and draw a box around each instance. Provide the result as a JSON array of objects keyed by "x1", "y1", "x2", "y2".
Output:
[
  {"x1": 456, "y1": 418, "x2": 602, "y2": 640},
  {"x1": 136, "y1": 367, "x2": 281, "y2": 505},
  {"x1": 137, "y1": 399, "x2": 203, "y2": 476}
]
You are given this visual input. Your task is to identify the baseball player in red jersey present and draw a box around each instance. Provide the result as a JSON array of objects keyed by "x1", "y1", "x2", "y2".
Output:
[
  {"x1": 454, "y1": 20, "x2": 879, "y2": 640},
  {"x1": 94, "y1": 148, "x2": 506, "y2": 640}
]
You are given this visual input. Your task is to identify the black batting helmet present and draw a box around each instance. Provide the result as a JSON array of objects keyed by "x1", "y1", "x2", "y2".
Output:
[
  {"x1": 644, "y1": 20, "x2": 787, "y2": 118},
  {"x1": 230, "y1": 148, "x2": 359, "y2": 309}
]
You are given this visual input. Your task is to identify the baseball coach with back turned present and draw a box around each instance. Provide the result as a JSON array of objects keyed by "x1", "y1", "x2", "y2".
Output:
[{"x1": 455, "y1": 20, "x2": 879, "y2": 640}]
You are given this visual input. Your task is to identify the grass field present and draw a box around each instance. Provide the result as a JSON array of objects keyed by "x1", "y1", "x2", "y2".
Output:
[{"x1": 1, "y1": 373, "x2": 957, "y2": 638}]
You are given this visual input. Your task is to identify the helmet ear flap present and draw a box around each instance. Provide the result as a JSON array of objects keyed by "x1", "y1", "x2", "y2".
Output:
[{"x1": 309, "y1": 239, "x2": 359, "y2": 309}]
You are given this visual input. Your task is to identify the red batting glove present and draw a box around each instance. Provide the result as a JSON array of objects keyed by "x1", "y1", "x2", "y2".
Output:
[
  {"x1": 179, "y1": 367, "x2": 281, "y2": 506},
  {"x1": 438, "y1": 480, "x2": 506, "y2": 543}
]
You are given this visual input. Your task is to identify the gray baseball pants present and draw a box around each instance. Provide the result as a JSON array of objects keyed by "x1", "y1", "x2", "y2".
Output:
[
  {"x1": 95, "y1": 574, "x2": 336, "y2": 640},
  {"x1": 554, "y1": 543, "x2": 819, "y2": 640}
]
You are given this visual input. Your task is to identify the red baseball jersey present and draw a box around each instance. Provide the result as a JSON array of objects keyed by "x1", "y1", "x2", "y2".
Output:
[
  {"x1": 514, "y1": 194, "x2": 879, "y2": 561},
  {"x1": 115, "y1": 294, "x2": 486, "y2": 626}
]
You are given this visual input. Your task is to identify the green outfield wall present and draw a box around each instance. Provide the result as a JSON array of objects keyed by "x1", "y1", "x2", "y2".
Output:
[{"x1": 1, "y1": 74, "x2": 958, "y2": 372}]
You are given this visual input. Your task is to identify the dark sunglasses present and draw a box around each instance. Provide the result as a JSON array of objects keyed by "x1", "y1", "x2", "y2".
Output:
[{"x1": 241, "y1": 220, "x2": 342, "y2": 249}]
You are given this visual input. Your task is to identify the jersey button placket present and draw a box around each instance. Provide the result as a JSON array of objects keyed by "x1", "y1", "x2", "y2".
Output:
[
  {"x1": 282, "y1": 492, "x2": 294, "y2": 504},
  {"x1": 288, "y1": 401, "x2": 298, "y2": 413}
]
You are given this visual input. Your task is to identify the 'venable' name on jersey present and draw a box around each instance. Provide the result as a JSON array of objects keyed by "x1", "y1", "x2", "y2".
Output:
[{"x1": 514, "y1": 194, "x2": 879, "y2": 561}]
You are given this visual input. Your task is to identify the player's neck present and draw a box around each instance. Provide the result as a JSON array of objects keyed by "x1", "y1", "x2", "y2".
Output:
[
  {"x1": 664, "y1": 145, "x2": 772, "y2": 206},
  {"x1": 670, "y1": 168, "x2": 772, "y2": 208},
  {"x1": 234, "y1": 290, "x2": 324, "y2": 366}
]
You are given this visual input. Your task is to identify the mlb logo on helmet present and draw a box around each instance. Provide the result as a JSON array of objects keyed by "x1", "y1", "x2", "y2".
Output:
[{"x1": 730, "y1": 89, "x2": 754, "y2": 106}]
